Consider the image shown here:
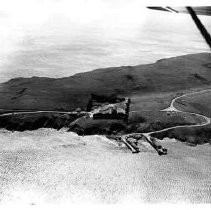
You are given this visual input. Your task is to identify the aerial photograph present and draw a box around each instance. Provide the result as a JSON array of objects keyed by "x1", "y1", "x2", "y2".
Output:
[{"x1": 0, "y1": 0, "x2": 211, "y2": 206}]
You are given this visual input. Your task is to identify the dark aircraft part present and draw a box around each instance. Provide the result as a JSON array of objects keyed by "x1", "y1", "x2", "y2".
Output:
[
  {"x1": 176, "y1": 6, "x2": 211, "y2": 16},
  {"x1": 147, "y1": 7, "x2": 171, "y2": 12},
  {"x1": 147, "y1": 6, "x2": 211, "y2": 50},
  {"x1": 147, "y1": 6, "x2": 211, "y2": 16},
  {"x1": 186, "y1": 7, "x2": 211, "y2": 50},
  {"x1": 166, "y1": 7, "x2": 179, "y2": 13}
]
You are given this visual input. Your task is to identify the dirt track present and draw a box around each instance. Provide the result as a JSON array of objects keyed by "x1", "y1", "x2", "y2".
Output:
[{"x1": 122, "y1": 89, "x2": 211, "y2": 153}]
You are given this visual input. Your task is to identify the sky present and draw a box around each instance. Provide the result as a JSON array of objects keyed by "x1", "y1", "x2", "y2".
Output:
[{"x1": 0, "y1": 0, "x2": 210, "y2": 82}]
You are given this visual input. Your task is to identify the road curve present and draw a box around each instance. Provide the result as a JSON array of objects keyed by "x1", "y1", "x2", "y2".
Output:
[
  {"x1": 113, "y1": 89, "x2": 211, "y2": 154},
  {"x1": 143, "y1": 89, "x2": 211, "y2": 139},
  {"x1": 0, "y1": 89, "x2": 211, "y2": 153}
]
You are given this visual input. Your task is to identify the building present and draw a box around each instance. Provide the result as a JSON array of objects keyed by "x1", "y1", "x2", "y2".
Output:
[{"x1": 87, "y1": 94, "x2": 130, "y2": 120}]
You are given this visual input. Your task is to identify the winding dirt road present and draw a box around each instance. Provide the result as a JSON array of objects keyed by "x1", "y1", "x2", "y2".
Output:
[
  {"x1": 0, "y1": 89, "x2": 211, "y2": 154},
  {"x1": 123, "y1": 89, "x2": 211, "y2": 153},
  {"x1": 0, "y1": 109, "x2": 88, "y2": 117},
  {"x1": 148, "y1": 89, "x2": 211, "y2": 135}
]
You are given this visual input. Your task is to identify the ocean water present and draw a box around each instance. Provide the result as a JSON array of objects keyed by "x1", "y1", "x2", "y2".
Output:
[
  {"x1": 0, "y1": 5, "x2": 210, "y2": 82},
  {"x1": 0, "y1": 128, "x2": 211, "y2": 204}
]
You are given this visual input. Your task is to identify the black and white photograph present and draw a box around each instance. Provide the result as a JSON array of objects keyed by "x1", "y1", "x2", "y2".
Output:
[{"x1": 0, "y1": 0, "x2": 211, "y2": 207}]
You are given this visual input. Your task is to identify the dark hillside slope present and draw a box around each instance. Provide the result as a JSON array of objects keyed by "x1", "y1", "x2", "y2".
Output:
[{"x1": 0, "y1": 53, "x2": 210, "y2": 111}]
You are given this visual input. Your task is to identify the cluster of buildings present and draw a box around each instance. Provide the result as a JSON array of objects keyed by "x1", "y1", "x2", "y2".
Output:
[{"x1": 87, "y1": 94, "x2": 130, "y2": 121}]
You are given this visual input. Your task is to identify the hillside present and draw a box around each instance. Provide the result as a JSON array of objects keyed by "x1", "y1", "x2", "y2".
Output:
[
  {"x1": 152, "y1": 90, "x2": 211, "y2": 145},
  {"x1": 174, "y1": 91, "x2": 211, "y2": 118},
  {"x1": 0, "y1": 53, "x2": 210, "y2": 111}
]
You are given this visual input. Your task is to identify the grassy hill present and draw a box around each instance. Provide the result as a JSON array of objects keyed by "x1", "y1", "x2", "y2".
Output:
[
  {"x1": 174, "y1": 91, "x2": 211, "y2": 118},
  {"x1": 152, "y1": 90, "x2": 211, "y2": 145},
  {"x1": 0, "y1": 53, "x2": 211, "y2": 111}
]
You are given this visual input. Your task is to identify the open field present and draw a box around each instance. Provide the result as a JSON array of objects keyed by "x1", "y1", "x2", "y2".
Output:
[
  {"x1": 129, "y1": 92, "x2": 176, "y2": 111},
  {"x1": 128, "y1": 110, "x2": 204, "y2": 132},
  {"x1": 152, "y1": 90, "x2": 211, "y2": 145},
  {"x1": 68, "y1": 109, "x2": 205, "y2": 136},
  {"x1": 174, "y1": 90, "x2": 211, "y2": 117},
  {"x1": 0, "y1": 129, "x2": 210, "y2": 204}
]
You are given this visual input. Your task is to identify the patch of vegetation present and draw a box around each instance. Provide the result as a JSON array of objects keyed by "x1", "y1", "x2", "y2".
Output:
[
  {"x1": 68, "y1": 118, "x2": 127, "y2": 136},
  {"x1": 151, "y1": 125, "x2": 211, "y2": 145},
  {"x1": 67, "y1": 110, "x2": 202, "y2": 136},
  {"x1": 0, "y1": 107, "x2": 204, "y2": 139},
  {"x1": 125, "y1": 74, "x2": 134, "y2": 81},
  {"x1": 0, "y1": 113, "x2": 81, "y2": 132},
  {"x1": 192, "y1": 73, "x2": 208, "y2": 83}
]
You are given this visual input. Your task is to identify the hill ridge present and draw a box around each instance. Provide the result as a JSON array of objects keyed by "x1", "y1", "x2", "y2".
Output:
[{"x1": 0, "y1": 53, "x2": 210, "y2": 111}]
